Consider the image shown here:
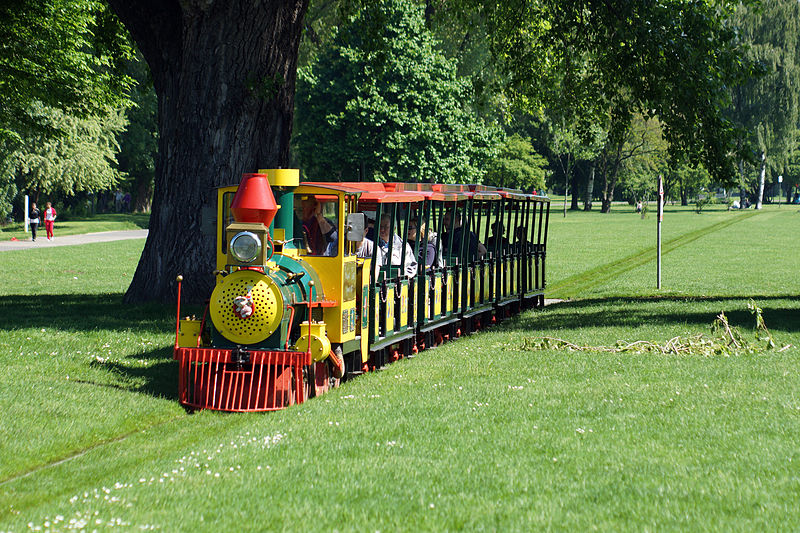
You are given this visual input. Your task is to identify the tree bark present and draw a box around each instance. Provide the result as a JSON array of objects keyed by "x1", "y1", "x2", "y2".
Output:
[
  {"x1": 570, "y1": 170, "x2": 580, "y2": 210},
  {"x1": 600, "y1": 144, "x2": 622, "y2": 213},
  {"x1": 756, "y1": 150, "x2": 766, "y2": 209},
  {"x1": 738, "y1": 158, "x2": 746, "y2": 205},
  {"x1": 108, "y1": 0, "x2": 309, "y2": 303},
  {"x1": 561, "y1": 153, "x2": 571, "y2": 217},
  {"x1": 583, "y1": 160, "x2": 594, "y2": 210},
  {"x1": 133, "y1": 178, "x2": 152, "y2": 213}
]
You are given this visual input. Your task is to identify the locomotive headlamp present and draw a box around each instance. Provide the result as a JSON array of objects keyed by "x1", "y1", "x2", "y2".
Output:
[
  {"x1": 226, "y1": 222, "x2": 269, "y2": 267},
  {"x1": 230, "y1": 231, "x2": 261, "y2": 263}
]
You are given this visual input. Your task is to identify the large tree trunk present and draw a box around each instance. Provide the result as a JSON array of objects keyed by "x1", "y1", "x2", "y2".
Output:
[
  {"x1": 600, "y1": 145, "x2": 622, "y2": 213},
  {"x1": 133, "y1": 177, "x2": 152, "y2": 213},
  {"x1": 738, "y1": 158, "x2": 746, "y2": 205},
  {"x1": 600, "y1": 186, "x2": 614, "y2": 212},
  {"x1": 570, "y1": 170, "x2": 580, "y2": 210},
  {"x1": 756, "y1": 151, "x2": 766, "y2": 209},
  {"x1": 560, "y1": 153, "x2": 572, "y2": 217},
  {"x1": 583, "y1": 160, "x2": 594, "y2": 210},
  {"x1": 109, "y1": 0, "x2": 309, "y2": 303}
]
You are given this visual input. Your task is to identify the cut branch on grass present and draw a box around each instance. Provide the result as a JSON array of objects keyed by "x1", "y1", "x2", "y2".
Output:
[{"x1": 520, "y1": 302, "x2": 791, "y2": 356}]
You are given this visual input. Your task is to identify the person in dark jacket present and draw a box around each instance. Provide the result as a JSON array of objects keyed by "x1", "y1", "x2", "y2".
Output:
[{"x1": 29, "y1": 203, "x2": 40, "y2": 241}]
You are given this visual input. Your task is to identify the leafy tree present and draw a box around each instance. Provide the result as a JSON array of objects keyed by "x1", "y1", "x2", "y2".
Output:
[
  {"x1": 545, "y1": 118, "x2": 604, "y2": 214},
  {"x1": 294, "y1": 0, "x2": 500, "y2": 183},
  {"x1": 0, "y1": 103, "x2": 127, "y2": 217},
  {"x1": 484, "y1": 134, "x2": 547, "y2": 191},
  {"x1": 469, "y1": 0, "x2": 758, "y2": 184},
  {"x1": 423, "y1": 0, "x2": 508, "y2": 123},
  {"x1": 597, "y1": 112, "x2": 665, "y2": 212},
  {"x1": 617, "y1": 117, "x2": 669, "y2": 204},
  {"x1": 116, "y1": 52, "x2": 157, "y2": 212},
  {"x1": 665, "y1": 163, "x2": 712, "y2": 207},
  {"x1": 549, "y1": 123, "x2": 578, "y2": 216},
  {"x1": 0, "y1": 0, "x2": 131, "y2": 142},
  {"x1": 784, "y1": 134, "x2": 800, "y2": 201},
  {"x1": 727, "y1": 0, "x2": 800, "y2": 208}
]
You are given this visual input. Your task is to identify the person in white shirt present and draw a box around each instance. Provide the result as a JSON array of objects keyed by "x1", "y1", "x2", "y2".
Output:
[
  {"x1": 44, "y1": 202, "x2": 57, "y2": 241},
  {"x1": 357, "y1": 214, "x2": 417, "y2": 277}
]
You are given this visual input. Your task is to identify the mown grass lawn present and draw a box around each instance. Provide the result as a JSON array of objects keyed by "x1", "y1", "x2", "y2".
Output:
[{"x1": 0, "y1": 205, "x2": 798, "y2": 531}]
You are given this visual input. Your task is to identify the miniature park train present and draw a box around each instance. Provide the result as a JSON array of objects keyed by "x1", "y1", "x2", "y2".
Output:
[{"x1": 174, "y1": 169, "x2": 550, "y2": 411}]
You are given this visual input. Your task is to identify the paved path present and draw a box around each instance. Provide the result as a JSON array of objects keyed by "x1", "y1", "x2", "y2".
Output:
[{"x1": 0, "y1": 229, "x2": 148, "y2": 252}]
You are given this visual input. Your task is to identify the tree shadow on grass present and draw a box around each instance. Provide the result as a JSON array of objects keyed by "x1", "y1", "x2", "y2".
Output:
[
  {"x1": 85, "y1": 348, "x2": 179, "y2": 402},
  {"x1": 507, "y1": 295, "x2": 800, "y2": 334},
  {"x1": 0, "y1": 294, "x2": 196, "y2": 403},
  {"x1": 0, "y1": 293, "x2": 203, "y2": 333}
]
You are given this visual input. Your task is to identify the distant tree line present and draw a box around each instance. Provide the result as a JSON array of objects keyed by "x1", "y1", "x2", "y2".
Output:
[
  {"x1": 2, "y1": 0, "x2": 799, "y2": 300},
  {"x1": 3, "y1": 0, "x2": 798, "y2": 222}
]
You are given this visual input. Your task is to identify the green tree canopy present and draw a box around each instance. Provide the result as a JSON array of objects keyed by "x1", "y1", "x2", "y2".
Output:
[
  {"x1": 0, "y1": 103, "x2": 127, "y2": 216},
  {"x1": 115, "y1": 52, "x2": 158, "y2": 212},
  {"x1": 294, "y1": 0, "x2": 500, "y2": 183},
  {"x1": 471, "y1": 0, "x2": 759, "y2": 183},
  {"x1": 666, "y1": 162, "x2": 712, "y2": 206},
  {"x1": 484, "y1": 134, "x2": 547, "y2": 191},
  {"x1": 0, "y1": 0, "x2": 131, "y2": 142},
  {"x1": 727, "y1": 0, "x2": 800, "y2": 208},
  {"x1": 617, "y1": 116, "x2": 669, "y2": 203}
]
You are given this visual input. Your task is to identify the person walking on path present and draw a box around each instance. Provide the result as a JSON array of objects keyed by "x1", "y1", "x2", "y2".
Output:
[
  {"x1": 44, "y1": 202, "x2": 57, "y2": 241},
  {"x1": 29, "y1": 202, "x2": 40, "y2": 241}
]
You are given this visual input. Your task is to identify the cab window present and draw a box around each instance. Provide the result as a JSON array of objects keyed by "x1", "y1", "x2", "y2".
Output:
[{"x1": 294, "y1": 194, "x2": 339, "y2": 257}]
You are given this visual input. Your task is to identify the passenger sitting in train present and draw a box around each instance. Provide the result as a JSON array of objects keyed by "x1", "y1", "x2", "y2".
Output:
[
  {"x1": 357, "y1": 214, "x2": 418, "y2": 277},
  {"x1": 514, "y1": 226, "x2": 530, "y2": 253},
  {"x1": 486, "y1": 221, "x2": 510, "y2": 255},
  {"x1": 296, "y1": 196, "x2": 337, "y2": 256},
  {"x1": 407, "y1": 220, "x2": 444, "y2": 269},
  {"x1": 441, "y1": 210, "x2": 487, "y2": 260}
]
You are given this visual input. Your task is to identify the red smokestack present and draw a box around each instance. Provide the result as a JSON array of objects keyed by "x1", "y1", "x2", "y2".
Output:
[{"x1": 230, "y1": 173, "x2": 279, "y2": 227}]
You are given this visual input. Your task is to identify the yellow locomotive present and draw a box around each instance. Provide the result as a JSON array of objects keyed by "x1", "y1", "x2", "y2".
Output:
[{"x1": 174, "y1": 169, "x2": 550, "y2": 411}]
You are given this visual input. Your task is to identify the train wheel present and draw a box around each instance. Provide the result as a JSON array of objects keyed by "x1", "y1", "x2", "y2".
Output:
[
  {"x1": 314, "y1": 361, "x2": 330, "y2": 396},
  {"x1": 304, "y1": 364, "x2": 316, "y2": 399}
]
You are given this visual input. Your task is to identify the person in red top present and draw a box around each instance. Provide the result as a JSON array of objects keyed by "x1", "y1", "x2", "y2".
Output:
[{"x1": 44, "y1": 202, "x2": 57, "y2": 240}]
